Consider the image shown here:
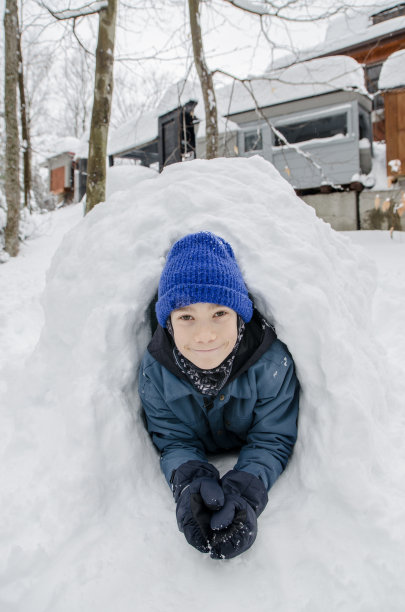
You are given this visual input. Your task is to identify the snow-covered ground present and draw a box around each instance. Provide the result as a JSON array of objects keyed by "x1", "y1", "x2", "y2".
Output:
[
  {"x1": 0, "y1": 205, "x2": 82, "y2": 375},
  {"x1": 0, "y1": 165, "x2": 157, "y2": 374},
  {"x1": 1, "y1": 157, "x2": 404, "y2": 612}
]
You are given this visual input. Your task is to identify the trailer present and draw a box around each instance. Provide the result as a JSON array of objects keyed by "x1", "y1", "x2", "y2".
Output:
[{"x1": 226, "y1": 56, "x2": 374, "y2": 191}]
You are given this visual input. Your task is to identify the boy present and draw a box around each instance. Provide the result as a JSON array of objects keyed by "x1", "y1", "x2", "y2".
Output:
[{"x1": 139, "y1": 231, "x2": 299, "y2": 559}]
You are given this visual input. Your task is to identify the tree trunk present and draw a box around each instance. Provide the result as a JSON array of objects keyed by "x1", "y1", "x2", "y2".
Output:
[
  {"x1": 188, "y1": 0, "x2": 218, "y2": 159},
  {"x1": 85, "y1": 0, "x2": 117, "y2": 215},
  {"x1": 4, "y1": 0, "x2": 21, "y2": 256},
  {"x1": 17, "y1": 27, "x2": 32, "y2": 210}
]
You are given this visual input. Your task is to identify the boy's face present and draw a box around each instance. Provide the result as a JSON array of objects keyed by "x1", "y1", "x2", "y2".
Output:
[{"x1": 170, "y1": 302, "x2": 238, "y2": 369}]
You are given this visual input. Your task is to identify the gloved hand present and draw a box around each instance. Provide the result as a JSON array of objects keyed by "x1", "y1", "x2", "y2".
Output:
[
  {"x1": 171, "y1": 460, "x2": 225, "y2": 553},
  {"x1": 209, "y1": 469, "x2": 268, "y2": 559}
]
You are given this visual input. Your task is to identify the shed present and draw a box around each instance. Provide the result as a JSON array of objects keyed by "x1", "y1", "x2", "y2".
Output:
[
  {"x1": 44, "y1": 137, "x2": 81, "y2": 201},
  {"x1": 105, "y1": 80, "x2": 240, "y2": 171},
  {"x1": 107, "y1": 98, "x2": 199, "y2": 171},
  {"x1": 379, "y1": 49, "x2": 405, "y2": 183},
  {"x1": 225, "y1": 56, "x2": 373, "y2": 191},
  {"x1": 158, "y1": 100, "x2": 197, "y2": 170}
]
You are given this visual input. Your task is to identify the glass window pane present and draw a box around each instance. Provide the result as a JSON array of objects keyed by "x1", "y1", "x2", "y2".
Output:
[
  {"x1": 372, "y1": 4, "x2": 405, "y2": 25},
  {"x1": 274, "y1": 113, "x2": 348, "y2": 146},
  {"x1": 365, "y1": 63, "x2": 384, "y2": 110},
  {"x1": 244, "y1": 129, "x2": 263, "y2": 152}
]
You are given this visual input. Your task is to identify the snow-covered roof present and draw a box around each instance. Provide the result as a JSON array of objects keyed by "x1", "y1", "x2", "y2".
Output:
[
  {"x1": 107, "y1": 79, "x2": 239, "y2": 156},
  {"x1": 107, "y1": 82, "x2": 203, "y2": 156},
  {"x1": 48, "y1": 136, "x2": 81, "y2": 158},
  {"x1": 157, "y1": 80, "x2": 200, "y2": 117},
  {"x1": 108, "y1": 110, "x2": 158, "y2": 156},
  {"x1": 270, "y1": 2, "x2": 405, "y2": 70},
  {"x1": 379, "y1": 49, "x2": 405, "y2": 90},
  {"x1": 74, "y1": 136, "x2": 90, "y2": 160},
  {"x1": 226, "y1": 55, "x2": 367, "y2": 116},
  {"x1": 157, "y1": 80, "x2": 240, "y2": 138},
  {"x1": 106, "y1": 56, "x2": 365, "y2": 154}
]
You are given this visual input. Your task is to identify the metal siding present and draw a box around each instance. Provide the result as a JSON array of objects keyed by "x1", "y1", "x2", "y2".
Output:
[
  {"x1": 229, "y1": 91, "x2": 371, "y2": 125},
  {"x1": 64, "y1": 165, "x2": 70, "y2": 189},
  {"x1": 238, "y1": 100, "x2": 362, "y2": 189},
  {"x1": 272, "y1": 138, "x2": 360, "y2": 189}
]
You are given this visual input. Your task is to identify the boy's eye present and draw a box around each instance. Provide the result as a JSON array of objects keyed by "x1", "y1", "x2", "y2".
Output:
[{"x1": 213, "y1": 310, "x2": 227, "y2": 318}]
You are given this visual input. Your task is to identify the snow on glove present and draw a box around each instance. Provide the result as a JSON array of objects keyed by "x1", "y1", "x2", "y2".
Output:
[
  {"x1": 171, "y1": 460, "x2": 225, "y2": 554},
  {"x1": 209, "y1": 469, "x2": 268, "y2": 560}
]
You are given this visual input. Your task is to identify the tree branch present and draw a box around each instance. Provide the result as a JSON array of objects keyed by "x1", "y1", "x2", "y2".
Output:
[
  {"x1": 72, "y1": 18, "x2": 94, "y2": 55},
  {"x1": 41, "y1": 0, "x2": 108, "y2": 21}
]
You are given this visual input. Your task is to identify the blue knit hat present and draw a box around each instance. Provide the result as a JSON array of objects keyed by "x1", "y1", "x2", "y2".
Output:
[{"x1": 156, "y1": 231, "x2": 253, "y2": 328}]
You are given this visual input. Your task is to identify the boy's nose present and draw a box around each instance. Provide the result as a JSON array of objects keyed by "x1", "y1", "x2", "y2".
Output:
[{"x1": 194, "y1": 325, "x2": 216, "y2": 344}]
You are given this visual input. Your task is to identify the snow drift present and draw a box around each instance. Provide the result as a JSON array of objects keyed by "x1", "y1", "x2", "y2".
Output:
[{"x1": 1, "y1": 156, "x2": 405, "y2": 611}]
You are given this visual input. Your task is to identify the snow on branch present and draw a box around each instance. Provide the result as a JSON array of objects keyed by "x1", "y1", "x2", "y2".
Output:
[
  {"x1": 222, "y1": 0, "x2": 346, "y2": 22},
  {"x1": 223, "y1": 0, "x2": 272, "y2": 15},
  {"x1": 42, "y1": 0, "x2": 108, "y2": 20}
]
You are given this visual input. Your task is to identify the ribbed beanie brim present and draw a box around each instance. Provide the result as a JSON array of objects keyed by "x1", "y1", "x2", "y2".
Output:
[{"x1": 156, "y1": 231, "x2": 253, "y2": 327}]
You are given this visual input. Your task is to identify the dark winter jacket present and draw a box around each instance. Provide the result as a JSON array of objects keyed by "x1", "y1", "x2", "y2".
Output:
[{"x1": 139, "y1": 310, "x2": 299, "y2": 491}]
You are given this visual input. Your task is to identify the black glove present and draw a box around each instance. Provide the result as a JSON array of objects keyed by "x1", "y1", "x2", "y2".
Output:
[
  {"x1": 209, "y1": 469, "x2": 268, "y2": 559},
  {"x1": 172, "y1": 460, "x2": 225, "y2": 553}
]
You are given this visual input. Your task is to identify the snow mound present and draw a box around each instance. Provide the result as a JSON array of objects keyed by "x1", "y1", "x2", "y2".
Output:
[
  {"x1": 233, "y1": 55, "x2": 366, "y2": 114},
  {"x1": 106, "y1": 164, "x2": 157, "y2": 199},
  {"x1": 1, "y1": 157, "x2": 405, "y2": 611}
]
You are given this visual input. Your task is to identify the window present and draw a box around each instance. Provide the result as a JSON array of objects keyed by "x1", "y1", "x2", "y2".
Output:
[
  {"x1": 359, "y1": 107, "x2": 372, "y2": 142},
  {"x1": 372, "y1": 3, "x2": 405, "y2": 25},
  {"x1": 244, "y1": 129, "x2": 263, "y2": 152},
  {"x1": 365, "y1": 63, "x2": 384, "y2": 110},
  {"x1": 274, "y1": 113, "x2": 348, "y2": 146}
]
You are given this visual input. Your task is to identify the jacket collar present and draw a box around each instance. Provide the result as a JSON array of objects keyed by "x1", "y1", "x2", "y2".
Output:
[{"x1": 161, "y1": 362, "x2": 254, "y2": 402}]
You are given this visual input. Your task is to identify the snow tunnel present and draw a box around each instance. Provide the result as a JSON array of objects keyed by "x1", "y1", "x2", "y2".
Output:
[{"x1": 3, "y1": 156, "x2": 405, "y2": 610}]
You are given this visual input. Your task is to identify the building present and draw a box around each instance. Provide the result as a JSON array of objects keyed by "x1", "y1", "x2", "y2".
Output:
[
  {"x1": 269, "y1": 2, "x2": 405, "y2": 141},
  {"x1": 224, "y1": 56, "x2": 373, "y2": 192},
  {"x1": 43, "y1": 137, "x2": 81, "y2": 203},
  {"x1": 378, "y1": 49, "x2": 405, "y2": 183}
]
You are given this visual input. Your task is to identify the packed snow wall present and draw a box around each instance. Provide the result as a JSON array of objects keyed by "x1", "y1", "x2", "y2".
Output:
[{"x1": 1, "y1": 156, "x2": 404, "y2": 611}]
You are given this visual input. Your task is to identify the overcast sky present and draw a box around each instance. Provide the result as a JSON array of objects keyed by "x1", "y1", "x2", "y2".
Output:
[{"x1": 1, "y1": 0, "x2": 390, "y2": 153}]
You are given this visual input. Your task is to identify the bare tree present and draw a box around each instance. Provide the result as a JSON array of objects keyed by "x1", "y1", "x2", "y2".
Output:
[
  {"x1": 4, "y1": 0, "x2": 21, "y2": 256},
  {"x1": 60, "y1": 49, "x2": 94, "y2": 138},
  {"x1": 184, "y1": 0, "x2": 354, "y2": 178},
  {"x1": 17, "y1": 26, "x2": 32, "y2": 210},
  {"x1": 188, "y1": 0, "x2": 218, "y2": 159},
  {"x1": 85, "y1": 0, "x2": 118, "y2": 213},
  {"x1": 43, "y1": 0, "x2": 118, "y2": 214}
]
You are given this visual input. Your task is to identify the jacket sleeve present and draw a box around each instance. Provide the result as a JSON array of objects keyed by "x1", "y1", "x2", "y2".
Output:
[
  {"x1": 139, "y1": 367, "x2": 207, "y2": 485},
  {"x1": 234, "y1": 353, "x2": 299, "y2": 491}
]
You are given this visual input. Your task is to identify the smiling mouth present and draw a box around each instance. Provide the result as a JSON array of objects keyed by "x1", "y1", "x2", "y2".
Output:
[{"x1": 190, "y1": 345, "x2": 224, "y2": 353}]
